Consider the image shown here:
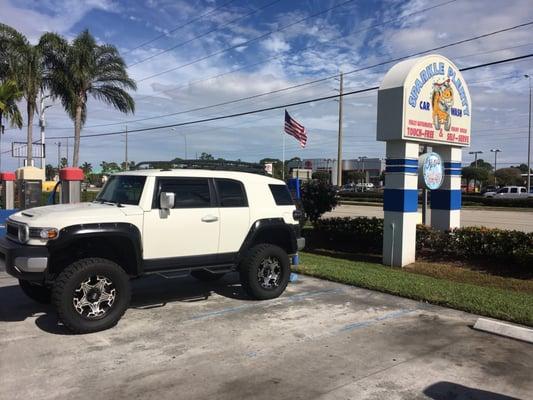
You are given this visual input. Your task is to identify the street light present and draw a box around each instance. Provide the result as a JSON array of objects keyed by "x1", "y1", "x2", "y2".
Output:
[
  {"x1": 359, "y1": 156, "x2": 367, "y2": 183},
  {"x1": 170, "y1": 127, "x2": 188, "y2": 160},
  {"x1": 525, "y1": 74, "x2": 531, "y2": 193},
  {"x1": 490, "y1": 148, "x2": 501, "y2": 186},
  {"x1": 468, "y1": 150, "x2": 483, "y2": 167}
]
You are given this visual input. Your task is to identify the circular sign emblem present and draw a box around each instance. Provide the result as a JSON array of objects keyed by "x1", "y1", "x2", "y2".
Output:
[{"x1": 419, "y1": 152, "x2": 444, "y2": 190}]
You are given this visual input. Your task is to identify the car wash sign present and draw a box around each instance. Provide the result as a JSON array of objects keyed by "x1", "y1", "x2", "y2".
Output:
[{"x1": 377, "y1": 54, "x2": 471, "y2": 147}]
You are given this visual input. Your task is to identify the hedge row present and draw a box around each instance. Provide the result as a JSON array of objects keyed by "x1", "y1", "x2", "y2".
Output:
[
  {"x1": 339, "y1": 191, "x2": 533, "y2": 208},
  {"x1": 309, "y1": 217, "x2": 533, "y2": 269}
]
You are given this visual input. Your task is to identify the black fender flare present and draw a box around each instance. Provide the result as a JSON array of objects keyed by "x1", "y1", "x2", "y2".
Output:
[
  {"x1": 47, "y1": 223, "x2": 143, "y2": 275},
  {"x1": 237, "y1": 218, "x2": 298, "y2": 261}
]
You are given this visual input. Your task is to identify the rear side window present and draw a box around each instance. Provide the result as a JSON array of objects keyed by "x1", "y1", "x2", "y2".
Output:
[
  {"x1": 269, "y1": 184, "x2": 294, "y2": 206},
  {"x1": 521, "y1": 188, "x2": 526, "y2": 193},
  {"x1": 157, "y1": 178, "x2": 212, "y2": 208},
  {"x1": 216, "y1": 179, "x2": 248, "y2": 207}
]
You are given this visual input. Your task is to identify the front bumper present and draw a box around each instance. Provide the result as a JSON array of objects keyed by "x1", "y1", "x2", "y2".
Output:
[{"x1": 0, "y1": 236, "x2": 48, "y2": 281}]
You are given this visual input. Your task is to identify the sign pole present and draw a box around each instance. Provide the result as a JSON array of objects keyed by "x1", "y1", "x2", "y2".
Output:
[{"x1": 282, "y1": 130, "x2": 285, "y2": 180}]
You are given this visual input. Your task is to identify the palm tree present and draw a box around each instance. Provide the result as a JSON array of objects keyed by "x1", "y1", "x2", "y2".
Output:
[
  {"x1": 81, "y1": 161, "x2": 93, "y2": 175},
  {"x1": 43, "y1": 30, "x2": 136, "y2": 167},
  {"x1": 0, "y1": 23, "x2": 47, "y2": 165},
  {"x1": 0, "y1": 80, "x2": 23, "y2": 132},
  {"x1": 0, "y1": 80, "x2": 23, "y2": 170}
]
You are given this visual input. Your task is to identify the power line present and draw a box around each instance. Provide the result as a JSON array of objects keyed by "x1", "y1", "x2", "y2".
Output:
[
  {"x1": 136, "y1": 0, "x2": 358, "y2": 82},
  {"x1": 60, "y1": 22, "x2": 533, "y2": 130},
  {"x1": 123, "y1": 0, "x2": 238, "y2": 54},
  {"x1": 45, "y1": 53, "x2": 533, "y2": 140},
  {"x1": 131, "y1": 0, "x2": 460, "y2": 103},
  {"x1": 128, "y1": 0, "x2": 282, "y2": 68}
]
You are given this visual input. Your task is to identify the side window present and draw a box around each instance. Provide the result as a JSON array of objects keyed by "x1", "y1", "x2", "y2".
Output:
[
  {"x1": 510, "y1": 187, "x2": 518, "y2": 193},
  {"x1": 269, "y1": 184, "x2": 294, "y2": 206},
  {"x1": 520, "y1": 188, "x2": 526, "y2": 193},
  {"x1": 216, "y1": 179, "x2": 248, "y2": 207},
  {"x1": 157, "y1": 178, "x2": 212, "y2": 208}
]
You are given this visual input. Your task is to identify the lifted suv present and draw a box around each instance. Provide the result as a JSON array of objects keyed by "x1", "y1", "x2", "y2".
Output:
[{"x1": 0, "y1": 167, "x2": 304, "y2": 333}]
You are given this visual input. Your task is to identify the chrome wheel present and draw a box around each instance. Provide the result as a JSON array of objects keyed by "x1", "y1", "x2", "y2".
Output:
[
  {"x1": 257, "y1": 256, "x2": 282, "y2": 289},
  {"x1": 73, "y1": 275, "x2": 116, "y2": 319}
]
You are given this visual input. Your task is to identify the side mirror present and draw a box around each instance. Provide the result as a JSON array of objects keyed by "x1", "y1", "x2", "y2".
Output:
[{"x1": 160, "y1": 192, "x2": 175, "y2": 210}]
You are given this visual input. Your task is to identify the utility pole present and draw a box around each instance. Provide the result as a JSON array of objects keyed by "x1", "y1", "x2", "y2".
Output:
[
  {"x1": 336, "y1": 72, "x2": 344, "y2": 187},
  {"x1": 468, "y1": 150, "x2": 483, "y2": 192},
  {"x1": 525, "y1": 75, "x2": 531, "y2": 193},
  {"x1": 54, "y1": 142, "x2": 61, "y2": 172},
  {"x1": 39, "y1": 94, "x2": 52, "y2": 169},
  {"x1": 490, "y1": 148, "x2": 501, "y2": 186},
  {"x1": 125, "y1": 125, "x2": 129, "y2": 170},
  {"x1": 66, "y1": 137, "x2": 69, "y2": 167}
]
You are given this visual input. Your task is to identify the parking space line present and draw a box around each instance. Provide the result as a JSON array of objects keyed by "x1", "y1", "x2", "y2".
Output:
[
  {"x1": 188, "y1": 288, "x2": 344, "y2": 321},
  {"x1": 340, "y1": 308, "x2": 418, "y2": 332}
]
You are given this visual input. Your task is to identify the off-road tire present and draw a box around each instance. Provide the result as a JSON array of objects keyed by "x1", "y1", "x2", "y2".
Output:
[
  {"x1": 19, "y1": 280, "x2": 51, "y2": 304},
  {"x1": 191, "y1": 270, "x2": 225, "y2": 281},
  {"x1": 52, "y1": 258, "x2": 131, "y2": 334},
  {"x1": 239, "y1": 244, "x2": 290, "y2": 300}
]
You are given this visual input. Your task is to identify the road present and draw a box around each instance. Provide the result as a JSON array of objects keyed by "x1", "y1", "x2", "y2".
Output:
[
  {"x1": 1, "y1": 271, "x2": 532, "y2": 400},
  {"x1": 326, "y1": 204, "x2": 533, "y2": 232}
]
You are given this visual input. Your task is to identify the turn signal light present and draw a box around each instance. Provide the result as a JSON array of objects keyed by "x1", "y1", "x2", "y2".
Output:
[{"x1": 40, "y1": 228, "x2": 58, "y2": 240}]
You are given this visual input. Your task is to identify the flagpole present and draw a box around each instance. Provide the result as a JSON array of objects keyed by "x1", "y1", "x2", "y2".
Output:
[{"x1": 282, "y1": 130, "x2": 286, "y2": 181}]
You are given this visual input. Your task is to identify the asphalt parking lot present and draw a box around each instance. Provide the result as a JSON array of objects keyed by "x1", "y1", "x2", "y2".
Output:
[{"x1": 1, "y1": 270, "x2": 532, "y2": 400}]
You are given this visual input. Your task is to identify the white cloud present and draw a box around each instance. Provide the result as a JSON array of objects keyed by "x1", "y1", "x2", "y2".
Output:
[{"x1": 262, "y1": 35, "x2": 290, "y2": 53}]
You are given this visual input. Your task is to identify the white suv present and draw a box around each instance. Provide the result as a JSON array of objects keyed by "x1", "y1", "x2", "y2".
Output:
[
  {"x1": 483, "y1": 186, "x2": 529, "y2": 199},
  {"x1": 0, "y1": 166, "x2": 304, "y2": 333}
]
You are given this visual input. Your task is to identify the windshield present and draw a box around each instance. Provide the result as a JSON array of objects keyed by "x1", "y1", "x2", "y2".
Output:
[{"x1": 96, "y1": 175, "x2": 146, "y2": 205}]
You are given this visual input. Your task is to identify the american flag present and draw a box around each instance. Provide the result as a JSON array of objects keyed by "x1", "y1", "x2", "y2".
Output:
[{"x1": 284, "y1": 110, "x2": 307, "y2": 147}]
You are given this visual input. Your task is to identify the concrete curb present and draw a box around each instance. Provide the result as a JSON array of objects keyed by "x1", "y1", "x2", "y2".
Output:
[{"x1": 473, "y1": 318, "x2": 533, "y2": 343}]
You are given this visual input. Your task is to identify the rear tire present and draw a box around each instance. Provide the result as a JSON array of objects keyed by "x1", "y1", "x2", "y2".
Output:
[
  {"x1": 19, "y1": 280, "x2": 51, "y2": 304},
  {"x1": 239, "y1": 244, "x2": 290, "y2": 300},
  {"x1": 191, "y1": 270, "x2": 225, "y2": 281},
  {"x1": 52, "y1": 258, "x2": 131, "y2": 334}
]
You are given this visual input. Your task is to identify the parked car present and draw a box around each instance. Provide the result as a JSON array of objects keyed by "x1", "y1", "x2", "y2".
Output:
[
  {"x1": 0, "y1": 167, "x2": 304, "y2": 333},
  {"x1": 483, "y1": 186, "x2": 529, "y2": 198}
]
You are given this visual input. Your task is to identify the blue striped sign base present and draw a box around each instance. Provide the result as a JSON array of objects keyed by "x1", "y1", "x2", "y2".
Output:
[
  {"x1": 384, "y1": 189, "x2": 418, "y2": 212},
  {"x1": 431, "y1": 189, "x2": 461, "y2": 210}
]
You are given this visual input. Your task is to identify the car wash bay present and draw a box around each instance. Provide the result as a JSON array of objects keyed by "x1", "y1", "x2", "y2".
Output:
[{"x1": 0, "y1": 270, "x2": 531, "y2": 400}]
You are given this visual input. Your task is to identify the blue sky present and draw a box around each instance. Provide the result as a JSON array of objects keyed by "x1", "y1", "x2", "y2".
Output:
[{"x1": 1, "y1": 0, "x2": 532, "y2": 171}]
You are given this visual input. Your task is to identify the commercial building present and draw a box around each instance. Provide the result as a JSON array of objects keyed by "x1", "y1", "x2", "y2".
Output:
[{"x1": 288, "y1": 158, "x2": 385, "y2": 186}]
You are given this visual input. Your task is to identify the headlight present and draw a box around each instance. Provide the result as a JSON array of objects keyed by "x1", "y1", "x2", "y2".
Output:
[
  {"x1": 29, "y1": 227, "x2": 59, "y2": 240},
  {"x1": 18, "y1": 224, "x2": 29, "y2": 243}
]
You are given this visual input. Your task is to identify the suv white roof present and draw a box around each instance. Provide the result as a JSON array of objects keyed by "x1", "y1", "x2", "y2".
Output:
[{"x1": 114, "y1": 169, "x2": 285, "y2": 184}]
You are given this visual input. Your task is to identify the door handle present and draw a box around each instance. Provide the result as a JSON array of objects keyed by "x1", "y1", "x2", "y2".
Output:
[{"x1": 201, "y1": 215, "x2": 218, "y2": 223}]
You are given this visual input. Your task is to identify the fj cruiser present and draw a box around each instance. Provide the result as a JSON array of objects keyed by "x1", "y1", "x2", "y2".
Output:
[{"x1": 0, "y1": 161, "x2": 304, "y2": 333}]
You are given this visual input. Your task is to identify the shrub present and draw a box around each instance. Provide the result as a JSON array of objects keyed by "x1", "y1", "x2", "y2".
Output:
[
  {"x1": 301, "y1": 180, "x2": 338, "y2": 224},
  {"x1": 310, "y1": 217, "x2": 533, "y2": 269}
]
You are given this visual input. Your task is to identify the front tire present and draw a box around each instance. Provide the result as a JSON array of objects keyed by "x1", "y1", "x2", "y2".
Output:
[
  {"x1": 19, "y1": 280, "x2": 51, "y2": 304},
  {"x1": 52, "y1": 258, "x2": 131, "y2": 334},
  {"x1": 239, "y1": 244, "x2": 290, "y2": 300}
]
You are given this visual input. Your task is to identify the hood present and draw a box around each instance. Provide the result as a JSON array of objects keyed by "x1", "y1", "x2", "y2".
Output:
[{"x1": 9, "y1": 202, "x2": 143, "y2": 228}]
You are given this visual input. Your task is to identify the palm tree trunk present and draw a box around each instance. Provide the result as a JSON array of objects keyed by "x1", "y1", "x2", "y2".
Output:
[
  {"x1": 73, "y1": 104, "x2": 82, "y2": 167},
  {"x1": 26, "y1": 102, "x2": 33, "y2": 166}
]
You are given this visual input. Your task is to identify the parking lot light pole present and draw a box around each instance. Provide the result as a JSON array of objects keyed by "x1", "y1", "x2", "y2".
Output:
[
  {"x1": 490, "y1": 149, "x2": 501, "y2": 186},
  {"x1": 525, "y1": 75, "x2": 531, "y2": 193}
]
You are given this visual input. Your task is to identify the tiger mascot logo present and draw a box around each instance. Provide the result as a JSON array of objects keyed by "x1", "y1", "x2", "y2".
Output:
[{"x1": 431, "y1": 79, "x2": 453, "y2": 131}]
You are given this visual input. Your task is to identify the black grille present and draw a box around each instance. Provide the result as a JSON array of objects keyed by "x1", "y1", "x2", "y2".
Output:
[{"x1": 6, "y1": 223, "x2": 18, "y2": 238}]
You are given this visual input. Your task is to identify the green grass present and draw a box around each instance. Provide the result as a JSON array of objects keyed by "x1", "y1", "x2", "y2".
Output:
[{"x1": 297, "y1": 252, "x2": 533, "y2": 327}]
